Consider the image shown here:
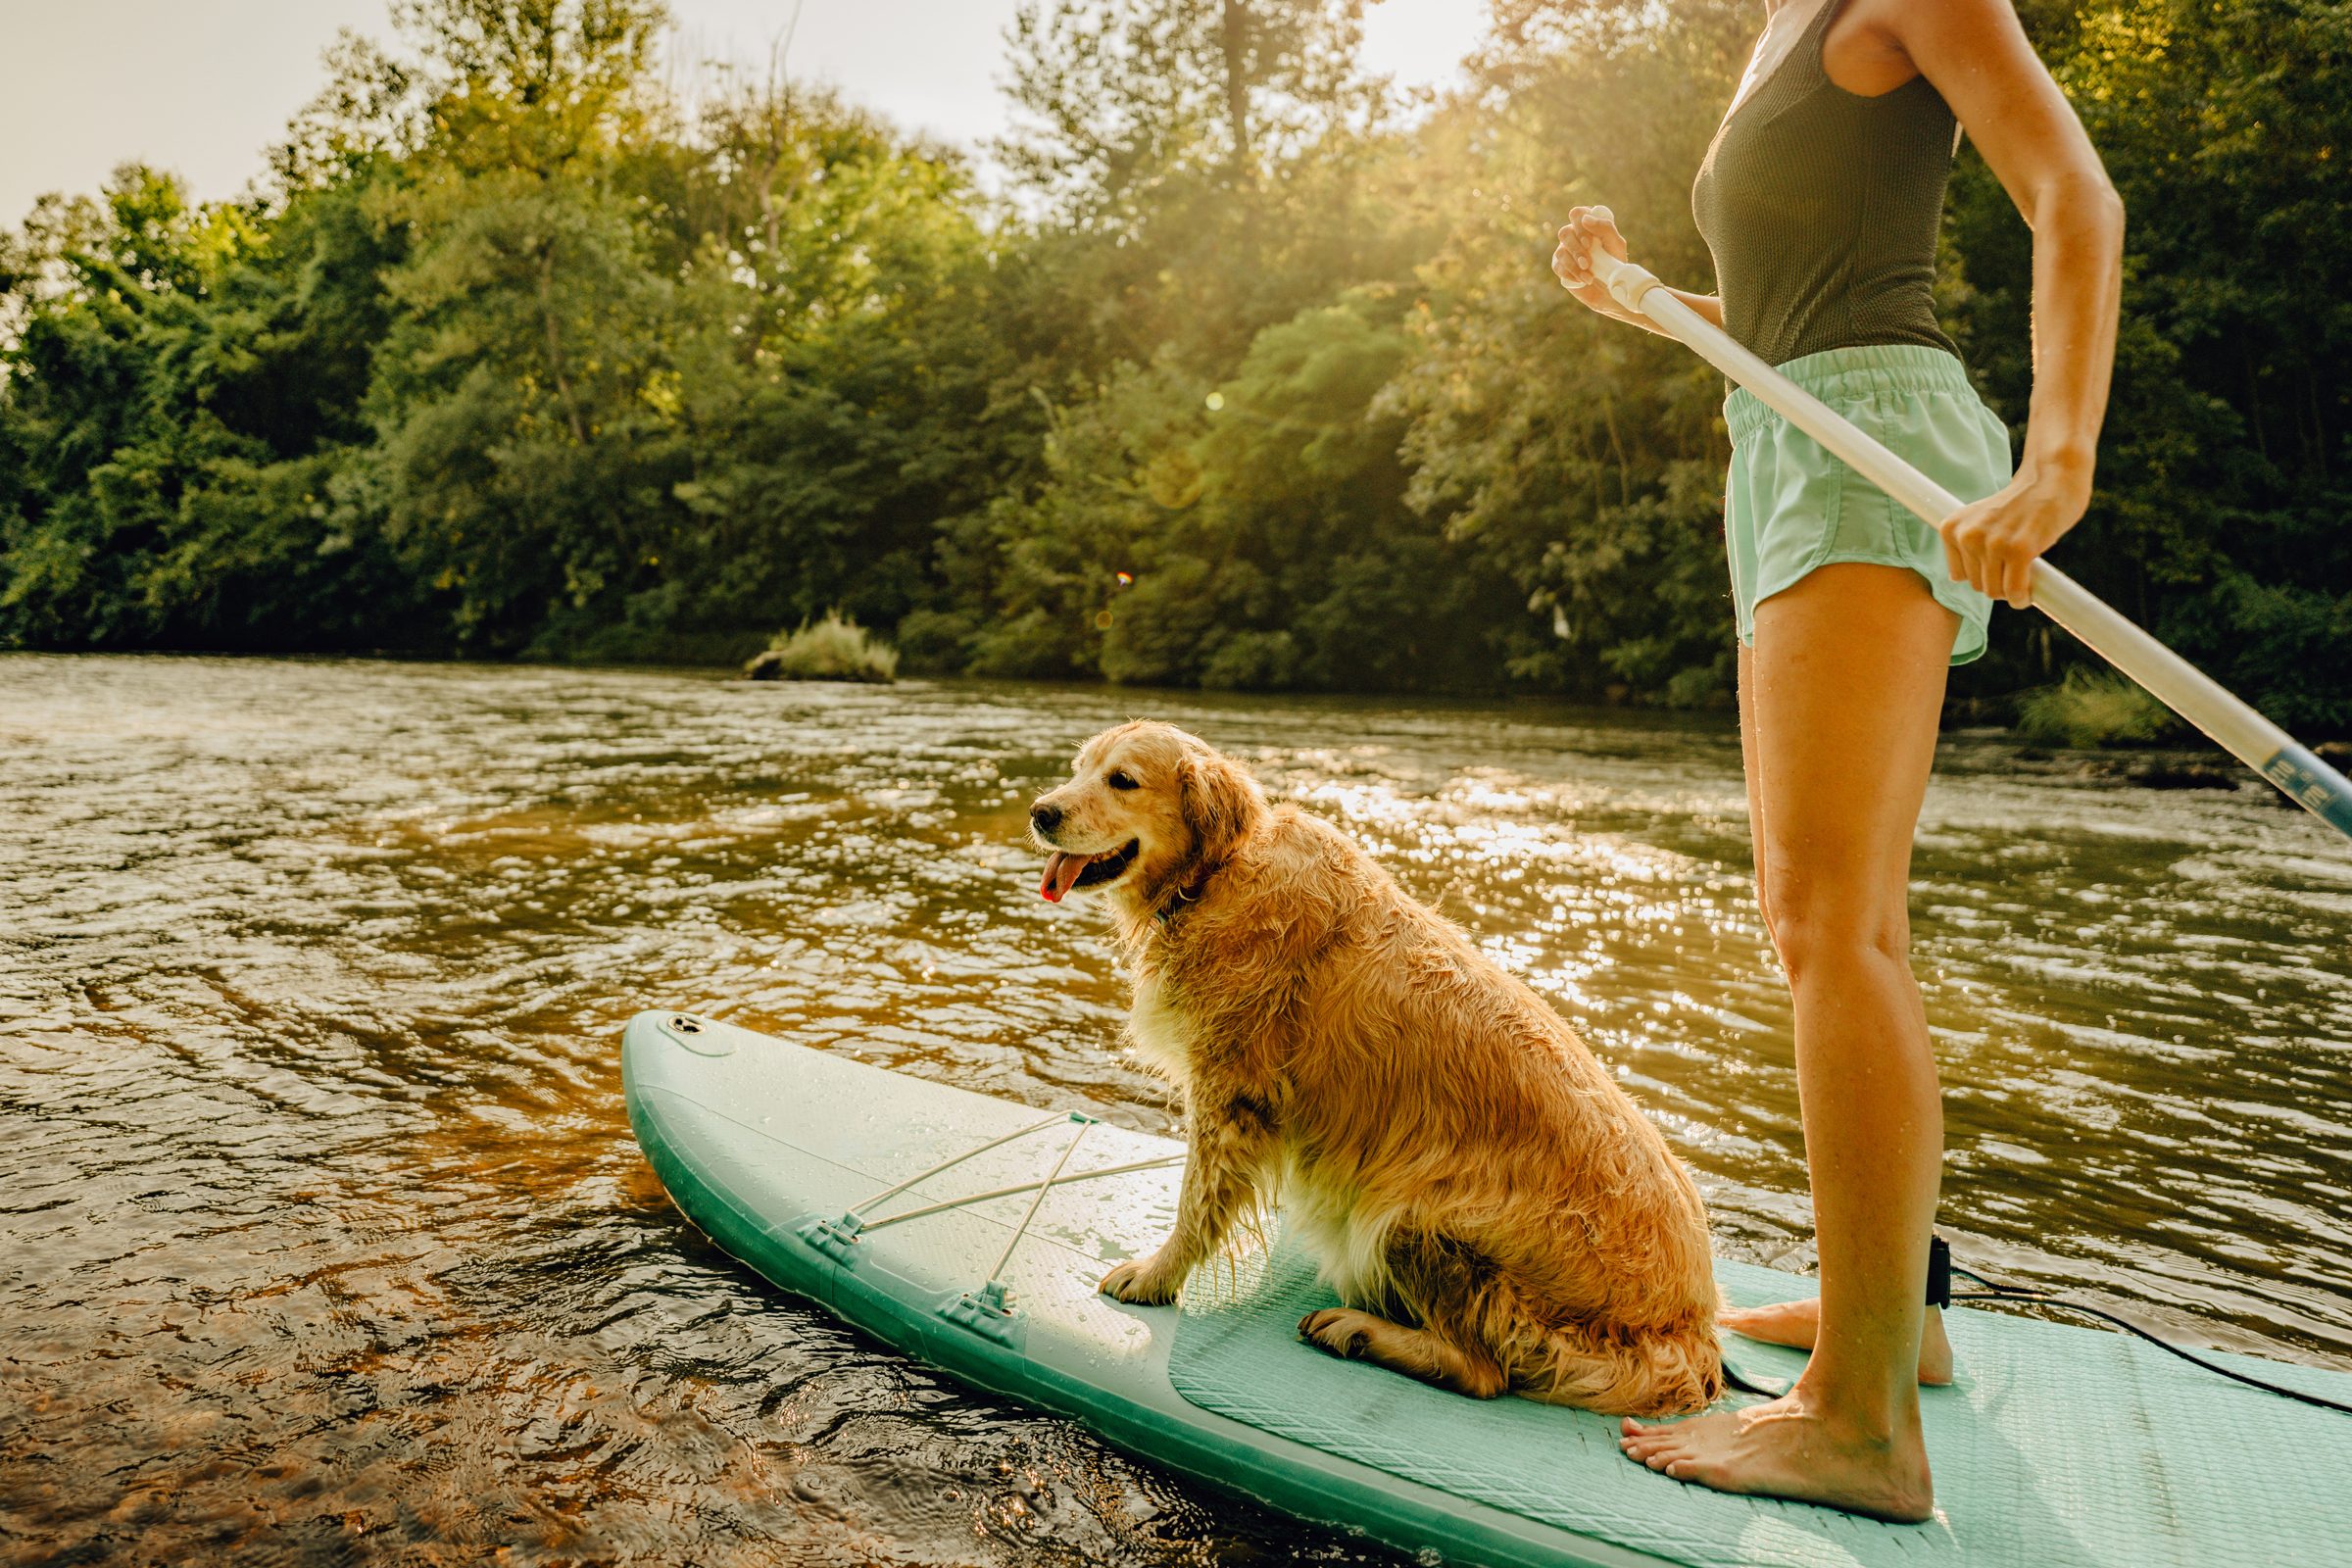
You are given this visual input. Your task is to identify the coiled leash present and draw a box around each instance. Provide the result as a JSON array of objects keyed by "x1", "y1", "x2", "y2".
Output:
[{"x1": 1723, "y1": 1235, "x2": 2352, "y2": 1414}]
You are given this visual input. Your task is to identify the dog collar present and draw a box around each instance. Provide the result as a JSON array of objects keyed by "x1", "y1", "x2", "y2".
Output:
[{"x1": 1152, "y1": 870, "x2": 1215, "y2": 925}]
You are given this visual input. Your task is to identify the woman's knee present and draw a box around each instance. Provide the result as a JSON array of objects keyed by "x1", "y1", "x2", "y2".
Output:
[{"x1": 1759, "y1": 870, "x2": 1911, "y2": 981}]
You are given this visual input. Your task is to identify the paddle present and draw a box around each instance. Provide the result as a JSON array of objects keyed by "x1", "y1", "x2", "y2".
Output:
[{"x1": 1571, "y1": 247, "x2": 2352, "y2": 845}]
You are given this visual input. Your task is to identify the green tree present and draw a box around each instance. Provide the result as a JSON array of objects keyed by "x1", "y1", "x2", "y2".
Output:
[
  {"x1": 341, "y1": 0, "x2": 688, "y2": 651},
  {"x1": 1948, "y1": 0, "x2": 2352, "y2": 726},
  {"x1": 994, "y1": 0, "x2": 1416, "y2": 377},
  {"x1": 1389, "y1": 2, "x2": 1750, "y2": 703},
  {"x1": 0, "y1": 167, "x2": 416, "y2": 650},
  {"x1": 649, "y1": 86, "x2": 1025, "y2": 660},
  {"x1": 966, "y1": 291, "x2": 1518, "y2": 691},
  {"x1": 1001, "y1": 0, "x2": 1374, "y2": 215}
]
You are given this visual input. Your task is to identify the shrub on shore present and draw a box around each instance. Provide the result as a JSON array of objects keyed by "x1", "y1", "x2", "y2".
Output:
[
  {"x1": 2015, "y1": 668, "x2": 2180, "y2": 749},
  {"x1": 745, "y1": 613, "x2": 899, "y2": 684}
]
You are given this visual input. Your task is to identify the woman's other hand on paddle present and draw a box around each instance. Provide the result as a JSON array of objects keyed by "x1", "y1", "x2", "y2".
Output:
[
  {"x1": 1902, "y1": 0, "x2": 2122, "y2": 612},
  {"x1": 1553, "y1": 206, "x2": 1632, "y2": 318},
  {"x1": 1940, "y1": 456, "x2": 2094, "y2": 609}
]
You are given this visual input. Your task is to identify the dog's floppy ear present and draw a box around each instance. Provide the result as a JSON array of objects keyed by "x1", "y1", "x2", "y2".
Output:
[{"x1": 1179, "y1": 748, "x2": 1261, "y2": 862}]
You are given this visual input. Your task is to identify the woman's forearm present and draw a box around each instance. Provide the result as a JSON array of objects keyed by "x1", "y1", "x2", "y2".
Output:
[{"x1": 2018, "y1": 171, "x2": 2125, "y2": 498}]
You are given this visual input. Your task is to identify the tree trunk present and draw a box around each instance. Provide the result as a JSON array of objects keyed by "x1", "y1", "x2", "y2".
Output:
[{"x1": 537, "y1": 248, "x2": 591, "y2": 446}]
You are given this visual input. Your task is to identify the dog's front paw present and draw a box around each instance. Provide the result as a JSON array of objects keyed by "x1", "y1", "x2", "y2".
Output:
[
  {"x1": 1098, "y1": 1256, "x2": 1181, "y2": 1305},
  {"x1": 1298, "y1": 1307, "x2": 1377, "y2": 1359}
]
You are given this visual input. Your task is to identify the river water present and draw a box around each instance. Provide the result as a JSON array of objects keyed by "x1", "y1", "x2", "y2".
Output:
[{"x1": 4, "y1": 653, "x2": 2348, "y2": 1566}]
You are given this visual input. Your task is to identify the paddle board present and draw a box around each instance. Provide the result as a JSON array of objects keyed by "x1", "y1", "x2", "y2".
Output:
[{"x1": 622, "y1": 1008, "x2": 2352, "y2": 1568}]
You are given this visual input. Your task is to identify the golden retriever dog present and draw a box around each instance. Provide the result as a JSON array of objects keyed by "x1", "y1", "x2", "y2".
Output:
[{"x1": 1031, "y1": 720, "x2": 1723, "y2": 1417}]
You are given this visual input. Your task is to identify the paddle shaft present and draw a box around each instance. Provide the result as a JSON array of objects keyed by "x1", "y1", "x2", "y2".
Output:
[{"x1": 1580, "y1": 250, "x2": 2352, "y2": 843}]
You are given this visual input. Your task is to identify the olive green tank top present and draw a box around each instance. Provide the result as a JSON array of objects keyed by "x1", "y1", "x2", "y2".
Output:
[{"x1": 1690, "y1": 0, "x2": 1961, "y2": 368}]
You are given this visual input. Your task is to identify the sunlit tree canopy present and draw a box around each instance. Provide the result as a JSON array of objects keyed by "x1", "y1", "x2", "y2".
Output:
[{"x1": 3, "y1": 0, "x2": 2349, "y2": 724}]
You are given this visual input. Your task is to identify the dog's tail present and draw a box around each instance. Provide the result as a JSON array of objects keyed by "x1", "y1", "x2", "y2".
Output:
[
  {"x1": 1378, "y1": 1231, "x2": 1725, "y2": 1418},
  {"x1": 1502, "y1": 1310, "x2": 1725, "y2": 1418}
]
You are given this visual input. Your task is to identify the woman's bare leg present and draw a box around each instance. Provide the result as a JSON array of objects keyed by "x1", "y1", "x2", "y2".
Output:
[
  {"x1": 1719, "y1": 636, "x2": 1953, "y2": 1387},
  {"x1": 1619, "y1": 564, "x2": 1952, "y2": 1522}
]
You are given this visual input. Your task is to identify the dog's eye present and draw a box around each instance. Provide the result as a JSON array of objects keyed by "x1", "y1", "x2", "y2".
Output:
[{"x1": 1106, "y1": 769, "x2": 1140, "y2": 791}]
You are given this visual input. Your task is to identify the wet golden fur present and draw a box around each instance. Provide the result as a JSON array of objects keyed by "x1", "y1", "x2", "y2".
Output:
[{"x1": 1030, "y1": 721, "x2": 1724, "y2": 1416}]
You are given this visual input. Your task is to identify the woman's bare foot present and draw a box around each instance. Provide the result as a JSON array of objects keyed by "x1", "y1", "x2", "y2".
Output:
[
  {"x1": 1618, "y1": 1390, "x2": 1935, "y2": 1523},
  {"x1": 1721, "y1": 1299, "x2": 1953, "y2": 1386}
]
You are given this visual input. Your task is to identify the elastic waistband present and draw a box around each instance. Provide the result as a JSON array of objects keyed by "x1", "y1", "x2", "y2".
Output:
[{"x1": 1725, "y1": 344, "x2": 1975, "y2": 445}]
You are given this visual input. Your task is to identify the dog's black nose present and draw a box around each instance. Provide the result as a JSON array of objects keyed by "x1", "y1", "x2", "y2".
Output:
[{"x1": 1031, "y1": 803, "x2": 1063, "y2": 835}]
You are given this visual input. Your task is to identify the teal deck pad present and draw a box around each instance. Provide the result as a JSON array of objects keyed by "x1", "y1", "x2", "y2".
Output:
[{"x1": 1169, "y1": 1233, "x2": 2352, "y2": 1567}]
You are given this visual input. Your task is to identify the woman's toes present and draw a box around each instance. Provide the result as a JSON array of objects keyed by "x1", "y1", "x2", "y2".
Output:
[{"x1": 1621, "y1": 1428, "x2": 1689, "y2": 1466}]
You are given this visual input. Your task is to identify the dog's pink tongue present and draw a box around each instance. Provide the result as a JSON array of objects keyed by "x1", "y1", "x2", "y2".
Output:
[{"x1": 1040, "y1": 851, "x2": 1090, "y2": 903}]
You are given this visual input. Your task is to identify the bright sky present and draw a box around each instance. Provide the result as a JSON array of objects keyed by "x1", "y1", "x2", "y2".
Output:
[{"x1": 0, "y1": 1, "x2": 1491, "y2": 223}]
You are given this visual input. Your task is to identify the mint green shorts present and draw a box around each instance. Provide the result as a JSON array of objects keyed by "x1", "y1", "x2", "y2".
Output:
[{"x1": 1724, "y1": 344, "x2": 2007, "y2": 665}]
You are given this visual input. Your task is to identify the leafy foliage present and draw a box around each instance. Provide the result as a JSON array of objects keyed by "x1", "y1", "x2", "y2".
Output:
[
  {"x1": 1948, "y1": 0, "x2": 2352, "y2": 727},
  {"x1": 999, "y1": 0, "x2": 1374, "y2": 220},
  {"x1": 2016, "y1": 666, "x2": 2180, "y2": 748},
  {"x1": 3, "y1": 0, "x2": 2348, "y2": 728},
  {"x1": 753, "y1": 611, "x2": 899, "y2": 683}
]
